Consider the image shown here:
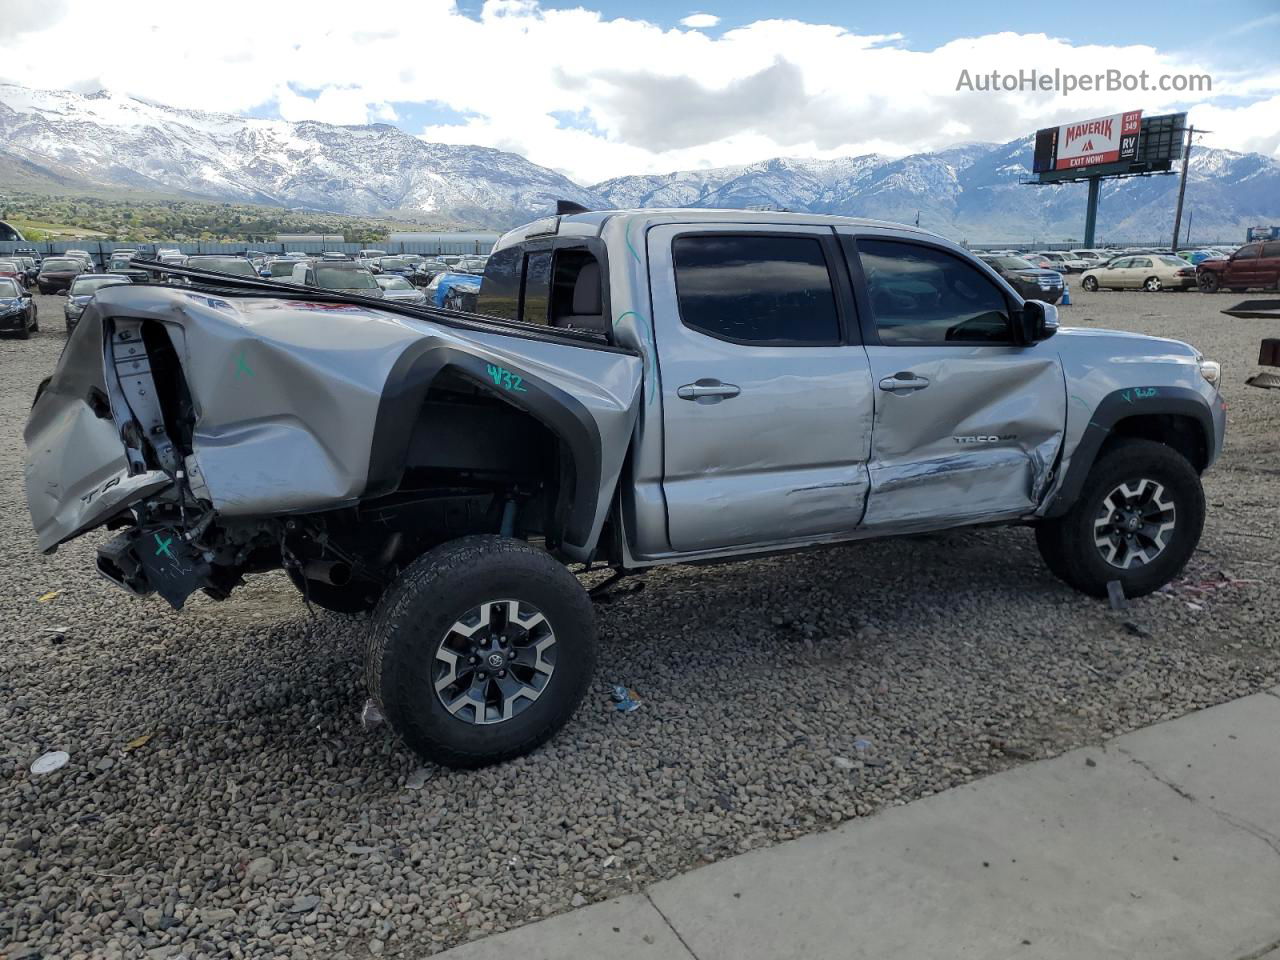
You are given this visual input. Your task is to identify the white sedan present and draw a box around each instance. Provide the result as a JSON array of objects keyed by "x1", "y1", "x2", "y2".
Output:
[
  {"x1": 1080, "y1": 254, "x2": 1198, "y2": 292},
  {"x1": 375, "y1": 275, "x2": 428, "y2": 304}
]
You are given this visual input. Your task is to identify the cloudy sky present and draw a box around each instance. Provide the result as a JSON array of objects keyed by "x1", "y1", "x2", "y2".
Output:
[{"x1": 2, "y1": 0, "x2": 1278, "y2": 184}]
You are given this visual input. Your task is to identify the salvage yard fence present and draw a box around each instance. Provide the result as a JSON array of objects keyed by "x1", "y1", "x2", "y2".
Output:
[{"x1": 0, "y1": 238, "x2": 499, "y2": 260}]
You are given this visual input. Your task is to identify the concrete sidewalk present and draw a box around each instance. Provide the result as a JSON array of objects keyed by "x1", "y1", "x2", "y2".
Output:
[{"x1": 436, "y1": 689, "x2": 1280, "y2": 960}]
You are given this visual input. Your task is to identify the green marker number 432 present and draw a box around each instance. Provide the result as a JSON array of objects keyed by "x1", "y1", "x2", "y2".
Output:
[{"x1": 485, "y1": 363, "x2": 527, "y2": 393}]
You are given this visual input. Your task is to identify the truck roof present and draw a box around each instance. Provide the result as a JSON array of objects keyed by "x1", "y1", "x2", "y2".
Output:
[{"x1": 497, "y1": 207, "x2": 946, "y2": 249}]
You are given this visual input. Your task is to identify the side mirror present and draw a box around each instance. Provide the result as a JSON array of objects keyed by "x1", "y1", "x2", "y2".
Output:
[{"x1": 1014, "y1": 300, "x2": 1058, "y2": 345}]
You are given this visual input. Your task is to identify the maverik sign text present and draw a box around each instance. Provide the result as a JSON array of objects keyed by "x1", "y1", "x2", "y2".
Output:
[{"x1": 1033, "y1": 110, "x2": 1142, "y2": 173}]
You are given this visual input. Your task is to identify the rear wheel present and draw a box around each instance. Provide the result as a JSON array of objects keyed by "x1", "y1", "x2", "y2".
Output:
[
  {"x1": 1082, "y1": 276, "x2": 1099, "y2": 292},
  {"x1": 1143, "y1": 276, "x2": 1162, "y2": 292},
  {"x1": 1035, "y1": 438, "x2": 1204, "y2": 598},
  {"x1": 367, "y1": 536, "x2": 596, "y2": 768}
]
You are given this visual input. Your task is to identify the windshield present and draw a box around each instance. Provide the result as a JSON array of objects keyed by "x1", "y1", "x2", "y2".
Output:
[
  {"x1": 266, "y1": 261, "x2": 296, "y2": 276},
  {"x1": 41, "y1": 259, "x2": 79, "y2": 271},
  {"x1": 0, "y1": 279, "x2": 19, "y2": 297},
  {"x1": 988, "y1": 256, "x2": 1036, "y2": 270},
  {"x1": 315, "y1": 267, "x2": 377, "y2": 289},
  {"x1": 379, "y1": 258, "x2": 409, "y2": 270},
  {"x1": 378, "y1": 277, "x2": 414, "y2": 291},
  {"x1": 72, "y1": 276, "x2": 130, "y2": 295},
  {"x1": 188, "y1": 258, "x2": 258, "y2": 278},
  {"x1": 0, "y1": 260, "x2": 19, "y2": 271},
  {"x1": 109, "y1": 259, "x2": 133, "y2": 270}
]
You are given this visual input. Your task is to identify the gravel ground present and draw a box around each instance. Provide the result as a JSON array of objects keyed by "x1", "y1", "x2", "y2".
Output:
[{"x1": 3, "y1": 285, "x2": 1278, "y2": 959}]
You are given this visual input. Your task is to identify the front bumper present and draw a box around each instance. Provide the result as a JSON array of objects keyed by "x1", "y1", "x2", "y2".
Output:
[{"x1": 0, "y1": 310, "x2": 28, "y2": 330}]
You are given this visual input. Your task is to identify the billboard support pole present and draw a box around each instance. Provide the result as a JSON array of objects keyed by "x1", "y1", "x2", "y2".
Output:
[
  {"x1": 1083, "y1": 177, "x2": 1100, "y2": 247},
  {"x1": 1170, "y1": 124, "x2": 1194, "y2": 253}
]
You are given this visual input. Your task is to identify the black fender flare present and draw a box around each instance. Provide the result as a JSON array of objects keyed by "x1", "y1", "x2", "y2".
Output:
[
  {"x1": 365, "y1": 342, "x2": 603, "y2": 552},
  {"x1": 1042, "y1": 386, "x2": 1214, "y2": 518}
]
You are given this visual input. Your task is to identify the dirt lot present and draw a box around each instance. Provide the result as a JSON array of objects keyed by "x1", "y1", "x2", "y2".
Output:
[{"x1": 2, "y1": 284, "x2": 1278, "y2": 959}]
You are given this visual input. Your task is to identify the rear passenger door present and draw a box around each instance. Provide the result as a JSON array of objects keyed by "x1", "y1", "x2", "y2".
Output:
[
  {"x1": 843, "y1": 235, "x2": 1065, "y2": 531},
  {"x1": 1258, "y1": 242, "x2": 1280, "y2": 288},
  {"x1": 649, "y1": 224, "x2": 874, "y2": 553},
  {"x1": 1127, "y1": 257, "x2": 1154, "y2": 288}
]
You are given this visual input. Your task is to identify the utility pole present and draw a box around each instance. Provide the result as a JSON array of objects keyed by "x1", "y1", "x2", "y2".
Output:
[
  {"x1": 1171, "y1": 124, "x2": 1195, "y2": 252},
  {"x1": 1186, "y1": 209, "x2": 1193, "y2": 247}
]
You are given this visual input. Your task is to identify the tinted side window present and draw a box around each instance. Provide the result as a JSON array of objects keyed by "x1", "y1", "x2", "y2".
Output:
[
  {"x1": 1262, "y1": 242, "x2": 1280, "y2": 259},
  {"x1": 858, "y1": 240, "x2": 1011, "y2": 345},
  {"x1": 1233, "y1": 245, "x2": 1261, "y2": 260},
  {"x1": 671, "y1": 235, "x2": 839, "y2": 344},
  {"x1": 476, "y1": 247, "x2": 521, "y2": 320}
]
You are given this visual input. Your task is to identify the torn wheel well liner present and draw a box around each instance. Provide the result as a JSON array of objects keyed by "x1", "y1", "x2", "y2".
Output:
[{"x1": 365, "y1": 344, "x2": 603, "y2": 551}]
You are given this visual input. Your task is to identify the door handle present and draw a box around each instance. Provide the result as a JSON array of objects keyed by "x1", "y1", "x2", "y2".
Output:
[
  {"x1": 878, "y1": 373, "x2": 930, "y2": 393},
  {"x1": 678, "y1": 379, "x2": 741, "y2": 402}
]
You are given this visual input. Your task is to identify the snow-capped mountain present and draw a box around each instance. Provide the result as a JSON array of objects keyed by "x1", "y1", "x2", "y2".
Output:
[
  {"x1": 595, "y1": 138, "x2": 1280, "y2": 242},
  {"x1": 0, "y1": 84, "x2": 596, "y2": 227},
  {"x1": 2, "y1": 83, "x2": 1278, "y2": 240}
]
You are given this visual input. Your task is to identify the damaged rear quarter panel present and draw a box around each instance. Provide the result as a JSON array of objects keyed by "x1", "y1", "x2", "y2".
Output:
[{"x1": 26, "y1": 286, "x2": 644, "y2": 554}]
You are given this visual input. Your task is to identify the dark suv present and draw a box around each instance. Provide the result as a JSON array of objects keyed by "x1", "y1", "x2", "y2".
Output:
[
  {"x1": 1197, "y1": 241, "x2": 1280, "y2": 293},
  {"x1": 978, "y1": 255, "x2": 1065, "y2": 304},
  {"x1": 36, "y1": 257, "x2": 86, "y2": 294}
]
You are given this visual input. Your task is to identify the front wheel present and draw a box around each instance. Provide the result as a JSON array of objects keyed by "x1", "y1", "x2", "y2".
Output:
[
  {"x1": 367, "y1": 536, "x2": 596, "y2": 768},
  {"x1": 1198, "y1": 272, "x2": 1220, "y2": 293},
  {"x1": 1143, "y1": 276, "x2": 1162, "y2": 292},
  {"x1": 1035, "y1": 438, "x2": 1205, "y2": 598},
  {"x1": 1082, "y1": 276, "x2": 1099, "y2": 292}
]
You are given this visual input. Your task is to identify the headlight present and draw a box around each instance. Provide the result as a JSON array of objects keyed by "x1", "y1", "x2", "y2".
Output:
[
  {"x1": 66, "y1": 303, "x2": 83, "y2": 316},
  {"x1": 1199, "y1": 359, "x2": 1221, "y2": 387}
]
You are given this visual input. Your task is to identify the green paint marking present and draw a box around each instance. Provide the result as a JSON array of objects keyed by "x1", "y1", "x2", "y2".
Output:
[
  {"x1": 1121, "y1": 390, "x2": 1132, "y2": 404},
  {"x1": 235, "y1": 350, "x2": 255, "y2": 379},
  {"x1": 1135, "y1": 387, "x2": 1158, "y2": 399},
  {"x1": 485, "y1": 363, "x2": 528, "y2": 393},
  {"x1": 153, "y1": 533, "x2": 175, "y2": 560},
  {"x1": 625, "y1": 224, "x2": 642, "y2": 265}
]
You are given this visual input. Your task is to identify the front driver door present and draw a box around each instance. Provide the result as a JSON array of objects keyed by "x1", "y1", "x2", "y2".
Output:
[
  {"x1": 844, "y1": 235, "x2": 1066, "y2": 531},
  {"x1": 649, "y1": 223, "x2": 874, "y2": 553}
]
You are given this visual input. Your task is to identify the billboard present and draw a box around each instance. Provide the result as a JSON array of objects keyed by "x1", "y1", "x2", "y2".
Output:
[{"x1": 1033, "y1": 110, "x2": 1142, "y2": 173}]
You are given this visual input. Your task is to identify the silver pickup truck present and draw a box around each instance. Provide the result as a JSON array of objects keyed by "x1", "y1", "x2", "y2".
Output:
[{"x1": 24, "y1": 209, "x2": 1227, "y2": 767}]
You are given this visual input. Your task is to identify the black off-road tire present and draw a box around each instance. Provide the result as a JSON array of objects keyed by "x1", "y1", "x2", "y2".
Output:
[
  {"x1": 1035, "y1": 438, "x2": 1205, "y2": 598},
  {"x1": 367, "y1": 536, "x2": 596, "y2": 768},
  {"x1": 286, "y1": 568, "x2": 381, "y2": 614}
]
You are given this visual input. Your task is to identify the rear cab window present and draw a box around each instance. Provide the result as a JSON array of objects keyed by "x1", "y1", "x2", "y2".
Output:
[{"x1": 477, "y1": 242, "x2": 607, "y2": 335}]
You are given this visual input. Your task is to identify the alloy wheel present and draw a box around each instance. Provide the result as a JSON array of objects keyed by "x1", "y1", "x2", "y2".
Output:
[
  {"x1": 432, "y1": 599, "x2": 557, "y2": 724},
  {"x1": 1144, "y1": 277, "x2": 1162, "y2": 292},
  {"x1": 1093, "y1": 479, "x2": 1176, "y2": 569}
]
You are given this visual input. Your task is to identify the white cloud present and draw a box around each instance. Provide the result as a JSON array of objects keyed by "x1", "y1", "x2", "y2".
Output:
[
  {"x1": 680, "y1": 13, "x2": 720, "y2": 29},
  {"x1": 0, "y1": 0, "x2": 1276, "y2": 185}
]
